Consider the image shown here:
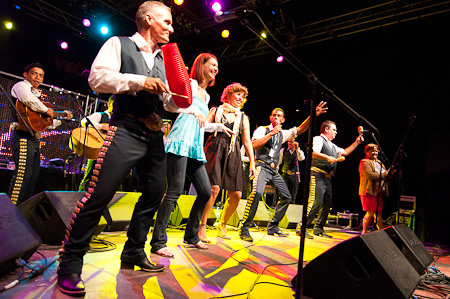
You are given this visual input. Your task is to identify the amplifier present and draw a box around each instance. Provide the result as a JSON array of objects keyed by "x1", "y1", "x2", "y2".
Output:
[{"x1": 337, "y1": 212, "x2": 359, "y2": 229}]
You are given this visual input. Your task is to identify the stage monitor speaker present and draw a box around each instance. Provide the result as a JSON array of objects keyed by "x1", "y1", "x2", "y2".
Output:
[
  {"x1": 280, "y1": 204, "x2": 302, "y2": 229},
  {"x1": 384, "y1": 224, "x2": 433, "y2": 275},
  {"x1": 0, "y1": 193, "x2": 42, "y2": 274},
  {"x1": 227, "y1": 199, "x2": 270, "y2": 228},
  {"x1": 96, "y1": 192, "x2": 144, "y2": 234},
  {"x1": 297, "y1": 230, "x2": 420, "y2": 299},
  {"x1": 169, "y1": 195, "x2": 216, "y2": 227},
  {"x1": 18, "y1": 191, "x2": 84, "y2": 245}
]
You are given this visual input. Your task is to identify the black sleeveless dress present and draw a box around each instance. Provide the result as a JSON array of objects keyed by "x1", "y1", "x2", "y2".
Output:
[{"x1": 204, "y1": 113, "x2": 244, "y2": 191}]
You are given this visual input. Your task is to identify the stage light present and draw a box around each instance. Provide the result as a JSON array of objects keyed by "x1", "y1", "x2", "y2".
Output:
[
  {"x1": 221, "y1": 29, "x2": 229, "y2": 38},
  {"x1": 60, "y1": 42, "x2": 69, "y2": 50},
  {"x1": 174, "y1": 0, "x2": 184, "y2": 5},
  {"x1": 277, "y1": 56, "x2": 284, "y2": 63},
  {"x1": 82, "y1": 19, "x2": 91, "y2": 27},
  {"x1": 100, "y1": 26, "x2": 109, "y2": 35},
  {"x1": 5, "y1": 22, "x2": 13, "y2": 30},
  {"x1": 15, "y1": 5, "x2": 20, "y2": 9},
  {"x1": 261, "y1": 32, "x2": 267, "y2": 39},
  {"x1": 212, "y1": 1, "x2": 222, "y2": 12}
]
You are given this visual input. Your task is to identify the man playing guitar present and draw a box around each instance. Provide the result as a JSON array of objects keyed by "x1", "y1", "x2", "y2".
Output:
[{"x1": 8, "y1": 62, "x2": 72, "y2": 205}]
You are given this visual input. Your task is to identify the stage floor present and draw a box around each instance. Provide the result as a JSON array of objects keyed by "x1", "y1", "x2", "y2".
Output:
[{"x1": 0, "y1": 225, "x2": 448, "y2": 299}]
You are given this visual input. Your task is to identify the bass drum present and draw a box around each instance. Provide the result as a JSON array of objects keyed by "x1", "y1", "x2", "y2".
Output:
[{"x1": 69, "y1": 127, "x2": 106, "y2": 159}]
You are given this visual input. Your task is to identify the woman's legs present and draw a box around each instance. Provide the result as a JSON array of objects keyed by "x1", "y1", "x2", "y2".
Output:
[
  {"x1": 150, "y1": 154, "x2": 186, "y2": 253},
  {"x1": 218, "y1": 190, "x2": 242, "y2": 237},
  {"x1": 199, "y1": 185, "x2": 221, "y2": 241},
  {"x1": 184, "y1": 161, "x2": 212, "y2": 247},
  {"x1": 375, "y1": 211, "x2": 384, "y2": 230},
  {"x1": 362, "y1": 211, "x2": 375, "y2": 235}
]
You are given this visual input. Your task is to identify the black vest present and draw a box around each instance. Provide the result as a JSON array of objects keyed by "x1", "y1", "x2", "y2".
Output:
[
  {"x1": 110, "y1": 37, "x2": 167, "y2": 131},
  {"x1": 256, "y1": 127, "x2": 283, "y2": 165},
  {"x1": 99, "y1": 111, "x2": 110, "y2": 124},
  {"x1": 281, "y1": 148, "x2": 298, "y2": 173},
  {"x1": 312, "y1": 136, "x2": 337, "y2": 173}
]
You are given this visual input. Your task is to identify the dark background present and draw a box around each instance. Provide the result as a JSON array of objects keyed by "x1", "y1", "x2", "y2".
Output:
[{"x1": 1, "y1": 0, "x2": 449, "y2": 243}]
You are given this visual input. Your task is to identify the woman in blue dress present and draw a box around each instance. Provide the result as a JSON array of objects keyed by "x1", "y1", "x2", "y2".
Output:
[{"x1": 150, "y1": 53, "x2": 232, "y2": 257}]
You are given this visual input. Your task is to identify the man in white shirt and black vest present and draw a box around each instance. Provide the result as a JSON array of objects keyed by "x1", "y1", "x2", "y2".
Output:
[
  {"x1": 239, "y1": 103, "x2": 327, "y2": 242},
  {"x1": 300, "y1": 120, "x2": 363, "y2": 239},
  {"x1": 279, "y1": 139, "x2": 305, "y2": 205},
  {"x1": 56, "y1": 1, "x2": 187, "y2": 296}
]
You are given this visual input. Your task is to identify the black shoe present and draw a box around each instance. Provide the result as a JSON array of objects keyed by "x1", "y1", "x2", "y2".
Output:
[
  {"x1": 313, "y1": 228, "x2": 333, "y2": 238},
  {"x1": 240, "y1": 232, "x2": 254, "y2": 242},
  {"x1": 295, "y1": 230, "x2": 314, "y2": 239},
  {"x1": 121, "y1": 256, "x2": 165, "y2": 272},
  {"x1": 58, "y1": 273, "x2": 86, "y2": 297},
  {"x1": 267, "y1": 228, "x2": 289, "y2": 237}
]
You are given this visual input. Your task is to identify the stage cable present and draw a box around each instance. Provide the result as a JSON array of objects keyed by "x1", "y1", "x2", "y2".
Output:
[{"x1": 0, "y1": 251, "x2": 56, "y2": 293}]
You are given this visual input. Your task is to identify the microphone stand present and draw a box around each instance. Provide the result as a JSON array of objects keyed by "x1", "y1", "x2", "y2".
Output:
[
  {"x1": 231, "y1": 11, "x2": 382, "y2": 298},
  {"x1": 386, "y1": 116, "x2": 415, "y2": 224}
]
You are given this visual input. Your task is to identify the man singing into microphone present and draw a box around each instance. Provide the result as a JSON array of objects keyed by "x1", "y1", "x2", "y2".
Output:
[
  {"x1": 239, "y1": 102, "x2": 327, "y2": 242},
  {"x1": 298, "y1": 120, "x2": 364, "y2": 239}
]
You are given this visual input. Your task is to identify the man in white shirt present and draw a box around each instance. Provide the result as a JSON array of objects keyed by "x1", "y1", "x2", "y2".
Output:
[
  {"x1": 239, "y1": 102, "x2": 327, "y2": 242},
  {"x1": 8, "y1": 63, "x2": 69, "y2": 205},
  {"x1": 57, "y1": 2, "x2": 182, "y2": 296},
  {"x1": 279, "y1": 139, "x2": 305, "y2": 205},
  {"x1": 300, "y1": 120, "x2": 363, "y2": 239}
]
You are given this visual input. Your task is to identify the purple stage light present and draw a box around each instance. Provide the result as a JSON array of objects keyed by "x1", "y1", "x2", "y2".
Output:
[
  {"x1": 277, "y1": 56, "x2": 284, "y2": 63},
  {"x1": 82, "y1": 19, "x2": 91, "y2": 27},
  {"x1": 212, "y1": 2, "x2": 221, "y2": 12},
  {"x1": 60, "y1": 42, "x2": 69, "y2": 50}
]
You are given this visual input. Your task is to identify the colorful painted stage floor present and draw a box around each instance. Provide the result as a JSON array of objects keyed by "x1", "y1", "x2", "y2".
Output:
[{"x1": 0, "y1": 225, "x2": 448, "y2": 299}]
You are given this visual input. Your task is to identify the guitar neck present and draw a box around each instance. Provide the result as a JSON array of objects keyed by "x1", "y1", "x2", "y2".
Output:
[{"x1": 54, "y1": 111, "x2": 68, "y2": 118}]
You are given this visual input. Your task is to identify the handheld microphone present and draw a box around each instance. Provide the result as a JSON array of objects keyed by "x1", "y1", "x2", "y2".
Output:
[
  {"x1": 358, "y1": 126, "x2": 369, "y2": 134},
  {"x1": 214, "y1": 10, "x2": 248, "y2": 23}
]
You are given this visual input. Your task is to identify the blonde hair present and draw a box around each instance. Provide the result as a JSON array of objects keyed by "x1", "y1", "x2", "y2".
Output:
[{"x1": 220, "y1": 82, "x2": 248, "y2": 108}]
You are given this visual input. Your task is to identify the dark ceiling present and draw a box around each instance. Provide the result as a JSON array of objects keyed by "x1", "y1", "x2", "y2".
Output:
[{"x1": 9, "y1": 0, "x2": 450, "y2": 64}]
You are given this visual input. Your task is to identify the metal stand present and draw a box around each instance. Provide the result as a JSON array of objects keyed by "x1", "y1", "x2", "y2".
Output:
[{"x1": 230, "y1": 10, "x2": 382, "y2": 298}]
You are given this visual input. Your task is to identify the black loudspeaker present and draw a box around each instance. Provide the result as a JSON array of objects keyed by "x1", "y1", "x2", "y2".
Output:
[
  {"x1": 227, "y1": 199, "x2": 270, "y2": 227},
  {"x1": 384, "y1": 224, "x2": 433, "y2": 275},
  {"x1": 298, "y1": 229, "x2": 420, "y2": 299},
  {"x1": 280, "y1": 204, "x2": 302, "y2": 229},
  {"x1": 18, "y1": 191, "x2": 84, "y2": 245},
  {"x1": 169, "y1": 195, "x2": 216, "y2": 226},
  {"x1": 0, "y1": 193, "x2": 42, "y2": 274},
  {"x1": 96, "y1": 192, "x2": 144, "y2": 234}
]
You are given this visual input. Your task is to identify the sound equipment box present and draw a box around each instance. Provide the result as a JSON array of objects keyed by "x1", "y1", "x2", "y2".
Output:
[
  {"x1": 384, "y1": 224, "x2": 433, "y2": 275},
  {"x1": 0, "y1": 193, "x2": 41, "y2": 274},
  {"x1": 294, "y1": 227, "x2": 422, "y2": 299},
  {"x1": 226, "y1": 199, "x2": 270, "y2": 228},
  {"x1": 96, "y1": 192, "x2": 143, "y2": 234},
  {"x1": 169, "y1": 195, "x2": 216, "y2": 227},
  {"x1": 279, "y1": 204, "x2": 302, "y2": 229},
  {"x1": 18, "y1": 191, "x2": 84, "y2": 245}
]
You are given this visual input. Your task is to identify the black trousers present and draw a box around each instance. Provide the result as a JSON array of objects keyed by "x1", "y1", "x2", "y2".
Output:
[
  {"x1": 241, "y1": 164, "x2": 292, "y2": 234},
  {"x1": 57, "y1": 125, "x2": 167, "y2": 275},
  {"x1": 8, "y1": 129, "x2": 41, "y2": 205},
  {"x1": 281, "y1": 172, "x2": 300, "y2": 205},
  {"x1": 305, "y1": 171, "x2": 332, "y2": 229}
]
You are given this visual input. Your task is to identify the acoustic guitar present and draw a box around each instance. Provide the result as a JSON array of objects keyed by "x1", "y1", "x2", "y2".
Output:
[
  {"x1": 16, "y1": 100, "x2": 70, "y2": 134},
  {"x1": 69, "y1": 124, "x2": 108, "y2": 160}
]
